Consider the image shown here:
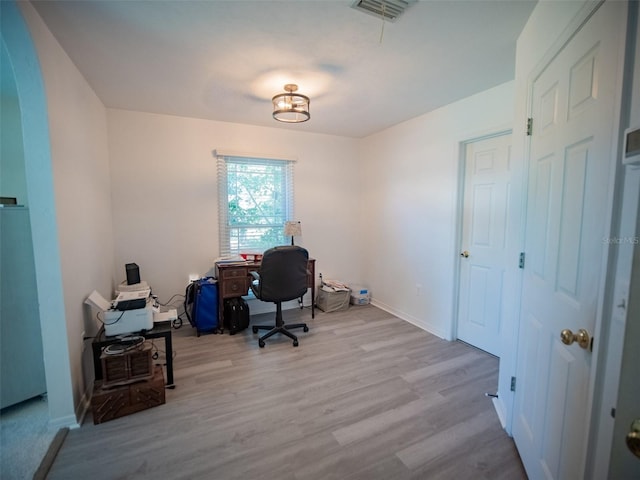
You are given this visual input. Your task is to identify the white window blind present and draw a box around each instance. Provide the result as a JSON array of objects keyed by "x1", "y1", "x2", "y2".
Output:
[{"x1": 217, "y1": 153, "x2": 295, "y2": 256}]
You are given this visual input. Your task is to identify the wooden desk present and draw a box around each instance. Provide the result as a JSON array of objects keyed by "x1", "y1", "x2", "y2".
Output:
[
  {"x1": 92, "y1": 322, "x2": 175, "y2": 389},
  {"x1": 216, "y1": 259, "x2": 315, "y2": 328}
]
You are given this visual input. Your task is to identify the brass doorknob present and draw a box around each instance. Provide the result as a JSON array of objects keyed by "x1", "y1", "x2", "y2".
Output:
[
  {"x1": 627, "y1": 419, "x2": 640, "y2": 458},
  {"x1": 460, "y1": 251, "x2": 470, "y2": 258},
  {"x1": 560, "y1": 328, "x2": 591, "y2": 349}
]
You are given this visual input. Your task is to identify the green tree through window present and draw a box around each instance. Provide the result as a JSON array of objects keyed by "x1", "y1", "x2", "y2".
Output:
[{"x1": 218, "y1": 155, "x2": 294, "y2": 255}]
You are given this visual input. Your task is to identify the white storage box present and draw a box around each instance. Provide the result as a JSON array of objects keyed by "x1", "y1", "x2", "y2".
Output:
[
  {"x1": 350, "y1": 293, "x2": 370, "y2": 305},
  {"x1": 349, "y1": 285, "x2": 369, "y2": 295},
  {"x1": 349, "y1": 285, "x2": 370, "y2": 305}
]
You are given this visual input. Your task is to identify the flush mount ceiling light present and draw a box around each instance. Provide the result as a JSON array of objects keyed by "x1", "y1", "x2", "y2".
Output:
[{"x1": 272, "y1": 84, "x2": 310, "y2": 123}]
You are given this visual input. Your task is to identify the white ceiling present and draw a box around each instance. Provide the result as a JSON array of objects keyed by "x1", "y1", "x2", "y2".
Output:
[{"x1": 30, "y1": 0, "x2": 536, "y2": 138}]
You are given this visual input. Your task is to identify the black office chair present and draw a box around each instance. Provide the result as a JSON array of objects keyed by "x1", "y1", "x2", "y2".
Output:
[{"x1": 250, "y1": 245, "x2": 310, "y2": 347}]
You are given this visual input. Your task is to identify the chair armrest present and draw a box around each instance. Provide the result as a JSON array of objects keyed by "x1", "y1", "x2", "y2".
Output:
[{"x1": 249, "y1": 271, "x2": 260, "y2": 281}]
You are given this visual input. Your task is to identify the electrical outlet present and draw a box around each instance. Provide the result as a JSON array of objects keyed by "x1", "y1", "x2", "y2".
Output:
[{"x1": 416, "y1": 284, "x2": 422, "y2": 296}]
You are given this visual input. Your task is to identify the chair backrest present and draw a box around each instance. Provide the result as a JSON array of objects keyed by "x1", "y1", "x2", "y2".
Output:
[{"x1": 255, "y1": 245, "x2": 309, "y2": 303}]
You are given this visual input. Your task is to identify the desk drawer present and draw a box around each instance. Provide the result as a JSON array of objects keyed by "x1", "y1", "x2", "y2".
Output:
[
  {"x1": 221, "y1": 268, "x2": 248, "y2": 279},
  {"x1": 221, "y1": 277, "x2": 249, "y2": 297}
]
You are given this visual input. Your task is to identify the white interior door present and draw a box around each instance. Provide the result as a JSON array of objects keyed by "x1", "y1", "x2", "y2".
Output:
[
  {"x1": 457, "y1": 133, "x2": 512, "y2": 356},
  {"x1": 512, "y1": 3, "x2": 625, "y2": 479}
]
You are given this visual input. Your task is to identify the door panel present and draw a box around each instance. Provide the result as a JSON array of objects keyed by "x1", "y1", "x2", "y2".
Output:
[
  {"x1": 513, "y1": 3, "x2": 625, "y2": 478},
  {"x1": 557, "y1": 141, "x2": 590, "y2": 298},
  {"x1": 457, "y1": 133, "x2": 512, "y2": 356}
]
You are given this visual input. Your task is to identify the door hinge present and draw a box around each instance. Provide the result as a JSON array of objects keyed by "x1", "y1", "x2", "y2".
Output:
[
  {"x1": 510, "y1": 376, "x2": 516, "y2": 392},
  {"x1": 519, "y1": 252, "x2": 525, "y2": 269},
  {"x1": 526, "y1": 117, "x2": 533, "y2": 136}
]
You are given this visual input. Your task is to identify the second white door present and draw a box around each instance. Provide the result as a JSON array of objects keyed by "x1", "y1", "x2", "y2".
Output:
[{"x1": 457, "y1": 133, "x2": 512, "y2": 357}]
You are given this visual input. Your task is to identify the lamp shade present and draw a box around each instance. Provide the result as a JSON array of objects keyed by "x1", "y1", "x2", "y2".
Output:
[
  {"x1": 284, "y1": 221, "x2": 302, "y2": 237},
  {"x1": 272, "y1": 84, "x2": 310, "y2": 123}
]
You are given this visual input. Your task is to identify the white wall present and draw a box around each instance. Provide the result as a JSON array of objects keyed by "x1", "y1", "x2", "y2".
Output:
[
  {"x1": 107, "y1": 109, "x2": 362, "y2": 307},
  {"x1": 359, "y1": 81, "x2": 515, "y2": 339},
  {"x1": 19, "y1": 1, "x2": 115, "y2": 423}
]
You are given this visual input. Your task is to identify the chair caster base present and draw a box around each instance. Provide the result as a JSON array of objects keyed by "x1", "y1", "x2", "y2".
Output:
[{"x1": 253, "y1": 321, "x2": 308, "y2": 348}]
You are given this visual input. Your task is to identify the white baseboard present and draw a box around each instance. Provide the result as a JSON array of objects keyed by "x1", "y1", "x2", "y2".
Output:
[
  {"x1": 492, "y1": 397, "x2": 508, "y2": 431},
  {"x1": 369, "y1": 299, "x2": 449, "y2": 340},
  {"x1": 72, "y1": 388, "x2": 92, "y2": 429},
  {"x1": 48, "y1": 413, "x2": 80, "y2": 430}
]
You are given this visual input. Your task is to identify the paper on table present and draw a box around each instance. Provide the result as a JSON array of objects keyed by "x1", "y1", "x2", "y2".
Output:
[
  {"x1": 214, "y1": 255, "x2": 247, "y2": 264},
  {"x1": 85, "y1": 290, "x2": 112, "y2": 312},
  {"x1": 322, "y1": 280, "x2": 350, "y2": 292}
]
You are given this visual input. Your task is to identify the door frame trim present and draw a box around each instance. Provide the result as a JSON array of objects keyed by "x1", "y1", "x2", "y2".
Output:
[
  {"x1": 452, "y1": 128, "x2": 513, "y2": 342},
  {"x1": 1, "y1": 1, "x2": 77, "y2": 427},
  {"x1": 589, "y1": 2, "x2": 638, "y2": 476}
]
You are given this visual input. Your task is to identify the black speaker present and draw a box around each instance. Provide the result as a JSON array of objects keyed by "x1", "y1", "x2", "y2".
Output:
[{"x1": 125, "y1": 263, "x2": 140, "y2": 285}]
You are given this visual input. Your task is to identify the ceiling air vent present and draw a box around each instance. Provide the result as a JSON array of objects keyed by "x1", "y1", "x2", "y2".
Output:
[{"x1": 352, "y1": 0, "x2": 415, "y2": 22}]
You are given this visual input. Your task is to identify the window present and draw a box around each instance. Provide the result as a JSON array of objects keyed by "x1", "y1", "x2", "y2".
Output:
[{"x1": 217, "y1": 153, "x2": 295, "y2": 256}]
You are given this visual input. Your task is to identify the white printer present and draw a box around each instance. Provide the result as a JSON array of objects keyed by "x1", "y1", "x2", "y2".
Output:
[
  {"x1": 85, "y1": 287, "x2": 154, "y2": 336},
  {"x1": 103, "y1": 304, "x2": 153, "y2": 336}
]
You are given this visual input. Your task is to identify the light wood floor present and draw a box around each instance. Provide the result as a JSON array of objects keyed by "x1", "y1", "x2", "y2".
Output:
[{"x1": 47, "y1": 305, "x2": 526, "y2": 479}]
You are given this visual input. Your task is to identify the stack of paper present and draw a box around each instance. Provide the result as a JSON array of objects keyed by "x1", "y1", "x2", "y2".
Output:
[
  {"x1": 214, "y1": 255, "x2": 247, "y2": 265},
  {"x1": 321, "y1": 280, "x2": 350, "y2": 292}
]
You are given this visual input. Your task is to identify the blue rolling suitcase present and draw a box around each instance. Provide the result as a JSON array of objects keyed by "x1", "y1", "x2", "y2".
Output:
[{"x1": 184, "y1": 278, "x2": 220, "y2": 336}]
